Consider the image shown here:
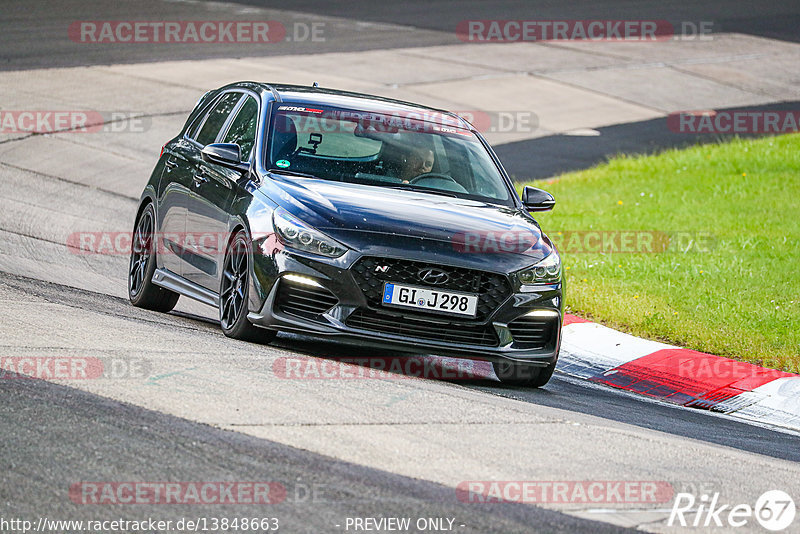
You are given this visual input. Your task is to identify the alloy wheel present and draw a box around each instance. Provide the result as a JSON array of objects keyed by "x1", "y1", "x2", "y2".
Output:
[
  {"x1": 220, "y1": 236, "x2": 248, "y2": 330},
  {"x1": 128, "y1": 209, "x2": 153, "y2": 297}
]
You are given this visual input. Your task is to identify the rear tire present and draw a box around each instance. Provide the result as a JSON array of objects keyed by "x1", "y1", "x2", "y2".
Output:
[
  {"x1": 493, "y1": 359, "x2": 556, "y2": 388},
  {"x1": 219, "y1": 230, "x2": 277, "y2": 344},
  {"x1": 128, "y1": 203, "x2": 180, "y2": 312}
]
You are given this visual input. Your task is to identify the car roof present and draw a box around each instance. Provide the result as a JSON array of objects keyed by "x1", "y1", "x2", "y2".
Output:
[{"x1": 249, "y1": 82, "x2": 472, "y2": 130}]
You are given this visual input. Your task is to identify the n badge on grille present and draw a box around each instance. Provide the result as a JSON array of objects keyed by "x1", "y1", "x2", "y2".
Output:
[{"x1": 375, "y1": 265, "x2": 390, "y2": 273}]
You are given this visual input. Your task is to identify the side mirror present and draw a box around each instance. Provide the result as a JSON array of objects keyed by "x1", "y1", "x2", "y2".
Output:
[
  {"x1": 201, "y1": 143, "x2": 249, "y2": 172},
  {"x1": 522, "y1": 186, "x2": 555, "y2": 212}
]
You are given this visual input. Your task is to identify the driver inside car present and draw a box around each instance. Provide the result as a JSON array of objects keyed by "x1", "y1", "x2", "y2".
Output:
[{"x1": 400, "y1": 147, "x2": 435, "y2": 183}]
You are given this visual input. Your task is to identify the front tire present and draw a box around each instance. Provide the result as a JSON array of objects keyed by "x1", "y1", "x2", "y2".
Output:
[
  {"x1": 128, "y1": 203, "x2": 179, "y2": 312},
  {"x1": 219, "y1": 230, "x2": 276, "y2": 343},
  {"x1": 493, "y1": 359, "x2": 556, "y2": 388}
]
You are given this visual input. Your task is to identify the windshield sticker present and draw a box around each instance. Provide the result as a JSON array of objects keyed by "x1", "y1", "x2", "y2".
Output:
[
  {"x1": 277, "y1": 106, "x2": 323, "y2": 114},
  {"x1": 275, "y1": 159, "x2": 291, "y2": 168}
]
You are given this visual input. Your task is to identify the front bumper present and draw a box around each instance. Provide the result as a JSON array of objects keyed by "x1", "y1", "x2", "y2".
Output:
[{"x1": 248, "y1": 249, "x2": 563, "y2": 366}]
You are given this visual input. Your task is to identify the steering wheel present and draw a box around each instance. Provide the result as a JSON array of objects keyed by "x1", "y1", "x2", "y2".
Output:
[{"x1": 409, "y1": 173, "x2": 460, "y2": 186}]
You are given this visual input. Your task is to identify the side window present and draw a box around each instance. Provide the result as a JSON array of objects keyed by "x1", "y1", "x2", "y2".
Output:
[
  {"x1": 222, "y1": 96, "x2": 259, "y2": 159},
  {"x1": 195, "y1": 92, "x2": 242, "y2": 146}
]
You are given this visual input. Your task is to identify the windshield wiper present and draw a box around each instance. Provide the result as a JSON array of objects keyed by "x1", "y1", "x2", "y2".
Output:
[
  {"x1": 267, "y1": 168, "x2": 319, "y2": 179},
  {"x1": 382, "y1": 184, "x2": 458, "y2": 198}
]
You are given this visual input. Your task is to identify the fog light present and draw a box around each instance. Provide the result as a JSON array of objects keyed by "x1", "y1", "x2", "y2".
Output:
[
  {"x1": 524, "y1": 309, "x2": 560, "y2": 319},
  {"x1": 283, "y1": 274, "x2": 324, "y2": 288}
]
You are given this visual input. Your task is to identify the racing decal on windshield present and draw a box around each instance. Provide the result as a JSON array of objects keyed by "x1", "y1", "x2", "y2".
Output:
[
  {"x1": 431, "y1": 125, "x2": 470, "y2": 136},
  {"x1": 277, "y1": 105, "x2": 323, "y2": 114}
]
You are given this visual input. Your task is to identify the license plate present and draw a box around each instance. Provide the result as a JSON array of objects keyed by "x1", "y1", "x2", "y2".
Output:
[{"x1": 382, "y1": 282, "x2": 478, "y2": 317}]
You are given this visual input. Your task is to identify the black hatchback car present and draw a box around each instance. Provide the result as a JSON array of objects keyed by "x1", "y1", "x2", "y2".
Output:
[{"x1": 129, "y1": 82, "x2": 563, "y2": 387}]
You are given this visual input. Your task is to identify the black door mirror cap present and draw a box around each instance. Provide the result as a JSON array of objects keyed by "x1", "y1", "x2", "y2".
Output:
[
  {"x1": 201, "y1": 143, "x2": 250, "y2": 172},
  {"x1": 522, "y1": 186, "x2": 555, "y2": 212}
]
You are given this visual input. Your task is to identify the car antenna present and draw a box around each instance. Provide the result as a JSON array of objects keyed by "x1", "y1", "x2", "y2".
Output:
[{"x1": 312, "y1": 81, "x2": 319, "y2": 87}]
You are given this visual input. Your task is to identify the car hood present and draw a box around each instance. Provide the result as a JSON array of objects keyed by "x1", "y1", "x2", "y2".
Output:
[{"x1": 260, "y1": 175, "x2": 554, "y2": 265}]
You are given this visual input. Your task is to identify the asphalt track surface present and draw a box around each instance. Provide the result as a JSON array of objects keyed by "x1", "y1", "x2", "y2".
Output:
[
  {"x1": 2, "y1": 369, "x2": 628, "y2": 534},
  {"x1": 4, "y1": 0, "x2": 798, "y2": 176},
  {"x1": 3, "y1": 271, "x2": 800, "y2": 532},
  {"x1": 2, "y1": 1, "x2": 800, "y2": 533},
  {"x1": 3, "y1": 0, "x2": 798, "y2": 71}
]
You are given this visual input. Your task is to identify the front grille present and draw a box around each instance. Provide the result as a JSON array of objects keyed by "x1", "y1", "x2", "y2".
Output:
[
  {"x1": 275, "y1": 280, "x2": 338, "y2": 321},
  {"x1": 507, "y1": 315, "x2": 556, "y2": 349},
  {"x1": 346, "y1": 308, "x2": 499, "y2": 347},
  {"x1": 350, "y1": 257, "x2": 511, "y2": 319}
]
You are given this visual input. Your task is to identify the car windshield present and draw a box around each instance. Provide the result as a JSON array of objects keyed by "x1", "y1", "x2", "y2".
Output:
[{"x1": 266, "y1": 104, "x2": 513, "y2": 205}]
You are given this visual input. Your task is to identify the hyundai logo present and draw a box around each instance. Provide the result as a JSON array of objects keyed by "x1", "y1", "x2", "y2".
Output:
[{"x1": 417, "y1": 267, "x2": 449, "y2": 285}]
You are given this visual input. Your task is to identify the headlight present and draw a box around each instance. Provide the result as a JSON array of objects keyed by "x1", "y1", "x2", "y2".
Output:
[
  {"x1": 272, "y1": 207, "x2": 347, "y2": 258},
  {"x1": 518, "y1": 252, "x2": 561, "y2": 284}
]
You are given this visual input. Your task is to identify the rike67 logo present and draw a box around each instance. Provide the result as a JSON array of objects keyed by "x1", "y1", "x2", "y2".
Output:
[{"x1": 669, "y1": 490, "x2": 796, "y2": 531}]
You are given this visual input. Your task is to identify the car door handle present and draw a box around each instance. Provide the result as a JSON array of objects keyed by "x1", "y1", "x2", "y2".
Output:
[{"x1": 193, "y1": 169, "x2": 209, "y2": 185}]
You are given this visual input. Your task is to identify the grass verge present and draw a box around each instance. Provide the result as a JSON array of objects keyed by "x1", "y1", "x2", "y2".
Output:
[{"x1": 524, "y1": 134, "x2": 800, "y2": 372}]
